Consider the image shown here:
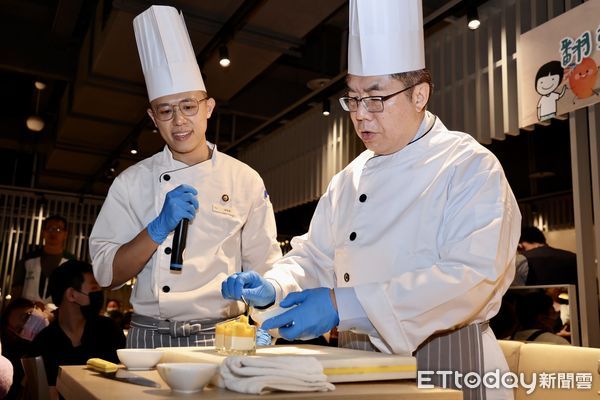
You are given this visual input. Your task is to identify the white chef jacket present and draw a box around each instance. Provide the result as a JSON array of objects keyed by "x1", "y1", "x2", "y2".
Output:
[
  {"x1": 90, "y1": 143, "x2": 281, "y2": 321},
  {"x1": 264, "y1": 112, "x2": 521, "y2": 355}
]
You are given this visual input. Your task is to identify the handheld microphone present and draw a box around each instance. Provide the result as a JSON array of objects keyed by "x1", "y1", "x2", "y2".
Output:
[{"x1": 170, "y1": 219, "x2": 188, "y2": 271}]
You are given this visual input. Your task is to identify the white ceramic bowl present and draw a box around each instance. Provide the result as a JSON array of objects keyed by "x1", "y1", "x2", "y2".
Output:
[
  {"x1": 116, "y1": 349, "x2": 163, "y2": 370},
  {"x1": 157, "y1": 363, "x2": 219, "y2": 393}
]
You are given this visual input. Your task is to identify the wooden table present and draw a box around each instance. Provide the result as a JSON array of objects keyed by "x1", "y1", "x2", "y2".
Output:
[{"x1": 57, "y1": 365, "x2": 462, "y2": 400}]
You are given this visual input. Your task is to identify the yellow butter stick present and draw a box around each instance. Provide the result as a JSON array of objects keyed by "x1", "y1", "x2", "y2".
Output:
[{"x1": 87, "y1": 358, "x2": 118, "y2": 373}]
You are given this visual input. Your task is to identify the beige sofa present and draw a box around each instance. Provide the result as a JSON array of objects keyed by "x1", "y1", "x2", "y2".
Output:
[{"x1": 498, "y1": 340, "x2": 600, "y2": 399}]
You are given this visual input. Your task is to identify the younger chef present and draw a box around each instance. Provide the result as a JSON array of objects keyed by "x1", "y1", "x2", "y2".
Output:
[{"x1": 90, "y1": 5, "x2": 281, "y2": 348}]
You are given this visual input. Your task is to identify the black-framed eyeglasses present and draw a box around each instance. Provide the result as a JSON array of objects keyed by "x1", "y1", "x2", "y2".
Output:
[
  {"x1": 152, "y1": 97, "x2": 207, "y2": 121},
  {"x1": 338, "y1": 84, "x2": 417, "y2": 113}
]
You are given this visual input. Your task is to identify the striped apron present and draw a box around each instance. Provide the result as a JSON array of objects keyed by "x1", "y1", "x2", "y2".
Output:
[
  {"x1": 127, "y1": 314, "x2": 223, "y2": 348},
  {"x1": 339, "y1": 322, "x2": 488, "y2": 400}
]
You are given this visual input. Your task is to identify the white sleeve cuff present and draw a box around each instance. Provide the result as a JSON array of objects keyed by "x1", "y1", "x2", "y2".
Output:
[{"x1": 334, "y1": 287, "x2": 378, "y2": 336}]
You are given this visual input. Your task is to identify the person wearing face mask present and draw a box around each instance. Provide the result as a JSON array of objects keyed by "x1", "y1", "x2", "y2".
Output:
[
  {"x1": 89, "y1": 5, "x2": 280, "y2": 349},
  {"x1": 31, "y1": 260, "x2": 125, "y2": 399},
  {"x1": 1, "y1": 298, "x2": 44, "y2": 400}
]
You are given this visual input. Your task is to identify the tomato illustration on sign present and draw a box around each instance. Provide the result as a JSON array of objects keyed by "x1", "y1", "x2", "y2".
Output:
[{"x1": 568, "y1": 57, "x2": 599, "y2": 100}]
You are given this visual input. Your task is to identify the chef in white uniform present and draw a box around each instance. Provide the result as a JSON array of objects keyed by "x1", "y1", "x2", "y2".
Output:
[
  {"x1": 89, "y1": 5, "x2": 281, "y2": 349},
  {"x1": 222, "y1": 1, "x2": 520, "y2": 399}
]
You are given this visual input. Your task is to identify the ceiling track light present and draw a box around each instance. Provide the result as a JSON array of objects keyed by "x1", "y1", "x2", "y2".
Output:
[
  {"x1": 26, "y1": 83, "x2": 45, "y2": 132},
  {"x1": 322, "y1": 98, "x2": 331, "y2": 116},
  {"x1": 34, "y1": 81, "x2": 46, "y2": 90},
  {"x1": 219, "y1": 45, "x2": 231, "y2": 67},
  {"x1": 467, "y1": 1, "x2": 481, "y2": 30},
  {"x1": 130, "y1": 139, "x2": 139, "y2": 155},
  {"x1": 106, "y1": 160, "x2": 119, "y2": 180}
]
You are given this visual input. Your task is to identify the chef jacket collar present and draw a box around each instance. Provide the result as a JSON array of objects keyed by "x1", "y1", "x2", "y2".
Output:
[
  {"x1": 160, "y1": 141, "x2": 218, "y2": 171},
  {"x1": 363, "y1": 111, "x2": 436, "y2": 169}
]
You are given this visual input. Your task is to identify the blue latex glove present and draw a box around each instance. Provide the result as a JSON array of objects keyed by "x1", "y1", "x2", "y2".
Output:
[
  {"x1": 255, "y1": 328, "x2": 272, "y2": 346},
  {"x1": 221, "y1": 271, "x2": 276, "y2": 307},
  {"x1": 260, "y1": 288, "x2": 339, "y2": 341},
  {"x1": 147, "y1": 184, "x2": 199, "y2": 244}
]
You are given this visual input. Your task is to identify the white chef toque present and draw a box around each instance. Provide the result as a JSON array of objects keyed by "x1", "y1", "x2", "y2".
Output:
[
  {"x1": 133, "y1": 5, "x2": 206, "y2": 102},
  {"x1": 348, "y1": 0, "x2": 425, "y2": 76}
]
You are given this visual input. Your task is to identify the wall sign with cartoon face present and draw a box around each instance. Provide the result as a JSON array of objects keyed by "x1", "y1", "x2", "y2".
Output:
[
  {"x1": 535, "y1": 61, "x2": 567, "y2": 122},
  {"x1": 568, "y1": 57, "x2": 599, "y2": 101},
  {"x1": 517, "y1": 0, "x2": 600, "y2": 128}
]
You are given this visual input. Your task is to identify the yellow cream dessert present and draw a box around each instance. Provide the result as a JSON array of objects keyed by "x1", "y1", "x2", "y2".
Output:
[{"x1": 216, "y1": 315, "x2": 256, "y2": 355}]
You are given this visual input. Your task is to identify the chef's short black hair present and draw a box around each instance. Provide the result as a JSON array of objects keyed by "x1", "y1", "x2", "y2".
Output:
[
  {"x1": 519, "y1": 226, "x2": 547, "y2": 245},
  {"x1": 391, "y1": 68, "x2": 433, "y2": 99},
  {"x1": 49, "y1": 260, "x2": 93, "y2": 306}
]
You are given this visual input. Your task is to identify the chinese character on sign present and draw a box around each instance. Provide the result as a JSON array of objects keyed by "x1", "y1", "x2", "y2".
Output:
[
  {"x1": 559, "y1": 30, "x2": 594, "y2": 68},
  {"x1": 557, "y1": 372, "x2": 574, "y2": 389},
  {"x1": 575, "y1": 373, "x2": 592, "y2": 390},
  {"x1": 538, "y1": 372, "x2": 557, "y2": 389},
  {"x1": 560, "y1": 37, "x2": 574, "y2": 67},
  {"x1": 596, "y1": 24, "x2": 600, "y2": 50},
  {"x1": 572, "y1": 31, "x2": 592, "y2": 65}
]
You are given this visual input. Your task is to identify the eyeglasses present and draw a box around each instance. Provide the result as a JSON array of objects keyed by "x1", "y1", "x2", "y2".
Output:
[
  {"x1": 152, "y1": 97, "x2": 207, "y2": 121},
  {"x1": 338, "y1": 84, "x2": 417, "y2": 113}
]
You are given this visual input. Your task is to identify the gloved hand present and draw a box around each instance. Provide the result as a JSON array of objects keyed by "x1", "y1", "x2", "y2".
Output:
[
  {"x1": 255, "y1": 328, "x2": 272, "y2": 346},
  {"x1": 260, "y1": 288, "x2": 339, "y2": 341},
  {"x1": 147, "y1": 184, "x2": 199, "y2": 244},
  {"x1": 221, "y1": 271, "x2": 276, "y2": 307}
]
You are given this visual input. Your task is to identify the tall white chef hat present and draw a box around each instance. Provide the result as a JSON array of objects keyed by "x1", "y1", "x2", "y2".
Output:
[
  {"x1": 348, "y1": 0, "x2": 425, "y2": 76},
  {"x1": 133, "y1": 5, "x2": 205, "y2": 102}
]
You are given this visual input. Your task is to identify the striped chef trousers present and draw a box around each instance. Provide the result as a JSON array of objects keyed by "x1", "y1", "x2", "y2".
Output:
[
  {"x1": 126, "y1": 313, "x2": 222, "y2": 349},
  {"x1": 338, "y1": 322, "x2": 490, "y2": 400}
]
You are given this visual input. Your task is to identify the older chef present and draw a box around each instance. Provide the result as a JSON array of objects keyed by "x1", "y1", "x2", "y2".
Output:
[
  {"x1": 222, "y1": 1, "x2": 520, "y2": 399},
  {"x1": 90, "y1": 5, "x2": 281, "y2": 348}
]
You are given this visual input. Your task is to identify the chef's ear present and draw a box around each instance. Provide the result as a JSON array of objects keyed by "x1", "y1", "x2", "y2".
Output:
[
  {"x1": 412, "y1": 82, "x2": 430, "y2": 113},
  {"x1": 206, "y1": 98, "x2": 216, "y2": 119},
  {"x1": 147, "y1": 108, "x2": 158, "y2": 128}
]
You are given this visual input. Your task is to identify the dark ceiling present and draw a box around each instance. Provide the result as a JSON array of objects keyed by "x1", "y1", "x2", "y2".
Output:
[
  {"x1": 0, "y1": 0, "x2": 572, "y2": 206},
  {"x1": 0, "y1": 0, "x2": 470, "y2": 196}
]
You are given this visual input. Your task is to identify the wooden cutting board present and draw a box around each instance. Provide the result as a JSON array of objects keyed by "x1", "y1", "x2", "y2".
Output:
[{"x1": 159, "y1": 344, "x2": 416, "y2": 383}]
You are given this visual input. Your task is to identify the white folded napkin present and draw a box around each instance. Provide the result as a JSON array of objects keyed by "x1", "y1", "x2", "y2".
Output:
[{"x1": 219, "y1": 355, "x2": 335, "y2": 395}]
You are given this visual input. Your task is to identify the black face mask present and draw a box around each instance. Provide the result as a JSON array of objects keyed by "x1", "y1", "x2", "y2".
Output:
[{"x1": 79, "y1": 290, "x2": 104, "y2": 319}]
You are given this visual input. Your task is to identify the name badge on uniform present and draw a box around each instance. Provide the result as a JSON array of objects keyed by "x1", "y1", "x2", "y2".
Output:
[{"x1": 212, "y1": 203, "x2": 234, "y2": 217}]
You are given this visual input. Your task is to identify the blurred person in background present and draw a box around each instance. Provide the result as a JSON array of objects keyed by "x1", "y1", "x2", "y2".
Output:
[
  {"x1": 31, "y1": 260, "x2": 125, "y2": 400},
  {"x1": 12, "y1": 215, "x2": 75, "y2": 309},
  {"x1": 511, "y1": 291, "x2": 570, "y2": 345},
  {"x1": 519, "y1": 226, "x2": 577, "y2": 285},
  {"x1": 104, "y1": 299, "x2": 121, "y2": 315},
  {"x1": 1, "y1": 298, "x2": 48, "y2": 399}
]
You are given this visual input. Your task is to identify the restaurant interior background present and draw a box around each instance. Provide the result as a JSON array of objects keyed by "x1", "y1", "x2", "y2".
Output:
[{"x1": 0, "y1": 0, "x2": 597, "y2": 345}]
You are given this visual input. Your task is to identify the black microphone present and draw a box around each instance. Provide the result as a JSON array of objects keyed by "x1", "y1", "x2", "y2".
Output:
[{"x1": 170, "y1": 219, "x2": 188, "y2": 271}]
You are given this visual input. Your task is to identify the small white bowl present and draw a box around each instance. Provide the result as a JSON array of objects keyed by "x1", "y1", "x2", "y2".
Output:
[
  {"x1": 157, "y1": 363, "x2": 218, "y2": 393},
  {"x1": 117, "y1": 349, "x2": 163, "y2": 370}
]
